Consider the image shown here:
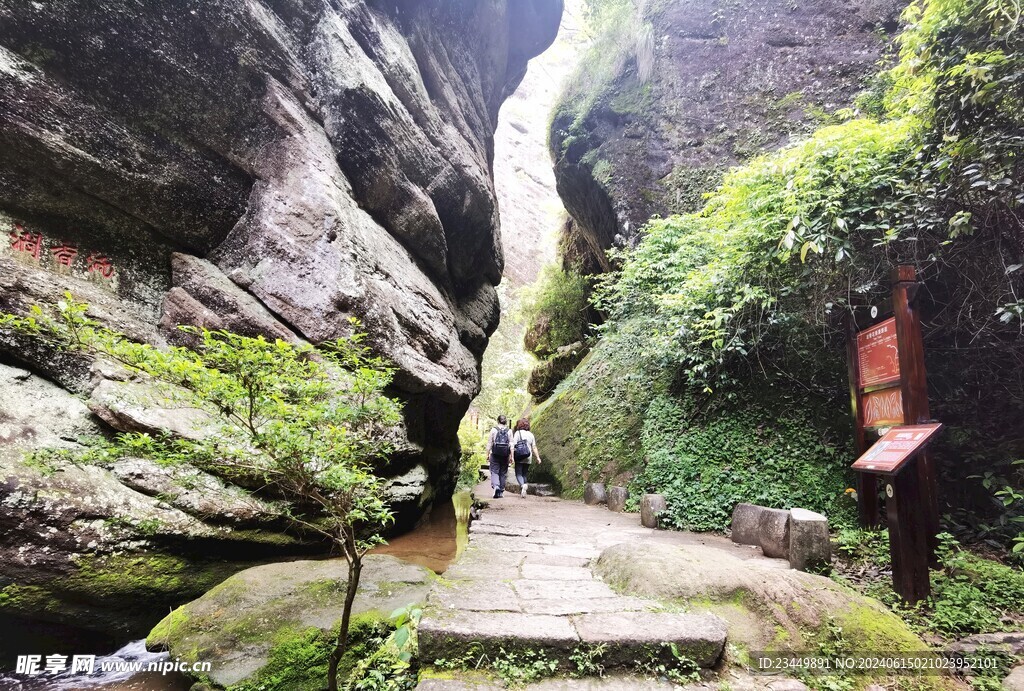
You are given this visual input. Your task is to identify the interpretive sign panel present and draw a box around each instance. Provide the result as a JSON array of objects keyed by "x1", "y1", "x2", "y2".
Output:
[
  {"x1": 852, "y1": 423, "x2": 942, "y2": 475},
  {"x1": 862, "y1": 387, "x2": 904, "y2": 429},
  {"x1": 857, "y1": 317, "x2": 900, "y2": 388}
]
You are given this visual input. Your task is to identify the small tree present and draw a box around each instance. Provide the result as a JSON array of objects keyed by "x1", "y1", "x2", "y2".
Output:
[{"x1": 1, "y1": 295, "x2": 402, "y2": 691}]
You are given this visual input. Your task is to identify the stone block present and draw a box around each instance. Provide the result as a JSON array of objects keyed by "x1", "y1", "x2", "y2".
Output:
[
  {"x1": 640, "y1": 494, "x2": 667, "y2": 528},
  {"x1": 583, "y1": 482, "x2": 607, "y2": 505},
  {"x1": 418, "y1": 611, "x2": 579, "y2": 662},
  {"x1": 788, "y1": 508, "x2": 830, "y2": 571},
  {"x1": 572, "y1": 611, "x2": 727, "y2": 667},
  {"x1": 757, "y1": 507, "x2": 791, "y2": 559},
  {"x1": 730, "y1": 502, "x2": 764, "y2": 546},
  {"x1": 607, "y1": 486, "x2": 628, "y2": 512}
]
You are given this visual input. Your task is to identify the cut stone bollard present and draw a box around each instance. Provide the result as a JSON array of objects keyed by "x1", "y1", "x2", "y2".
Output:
[
  {"x1": 640, "y1": 494, "x2": 667, "y2": 528},
  {"x1": 584, "y1": 482, "x2": 607, "y2": 505},
  {"x1": 730, "y1": 503, "x2": 764, "y2": 546},
  {"x1": 607, "y1": 486, "x2": 628, "y2": 512},
  {"x1": 788, "y1": 508, "x2": 830, "y2": 571},
  {"x1": 757, "y1": 507, "x2": 791, "y2": 559}
]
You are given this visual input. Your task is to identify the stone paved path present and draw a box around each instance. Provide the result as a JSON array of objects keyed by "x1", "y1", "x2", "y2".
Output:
[{"x1": 418, "y1": 481, "x2": 790, "y2": 673}]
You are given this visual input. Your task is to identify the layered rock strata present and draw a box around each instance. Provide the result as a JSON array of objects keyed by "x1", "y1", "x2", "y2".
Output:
[{"x1": 0, "y1": 0, "x2": 562, "y2": 634}]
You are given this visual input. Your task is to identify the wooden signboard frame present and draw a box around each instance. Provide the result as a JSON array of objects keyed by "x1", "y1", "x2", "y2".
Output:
[
  {"x1": 852, "y1": 423, "x2": 943, "y2": 474},
  {"x1": 846, "y1": 266, "x2": 940, "y2": 603}
]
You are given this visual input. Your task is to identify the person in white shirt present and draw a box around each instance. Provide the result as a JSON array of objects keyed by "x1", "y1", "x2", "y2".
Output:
[{"x1": 511, "y1": 418, "x2": 542, "y2": 498}]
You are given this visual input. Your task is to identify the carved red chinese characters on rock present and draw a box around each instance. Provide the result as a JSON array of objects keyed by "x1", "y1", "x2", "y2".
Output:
[
  {"x1": 9, "y1": 224, "x2": 42, "y2": 260},
  {"x1": 86, "y1": 253, "x2": 115, "y2": 278},
  {"x1": 50, "y1": 243, "x2": 79, "y2": 267}
]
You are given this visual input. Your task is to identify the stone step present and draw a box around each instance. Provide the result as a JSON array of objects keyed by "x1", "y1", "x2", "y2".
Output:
[
  {"x1": 418, "y1": 610, "x2": 727, "y2": 670},
  {"x1": 503, "y1": 480, "x2": 556, "y2": 496}
]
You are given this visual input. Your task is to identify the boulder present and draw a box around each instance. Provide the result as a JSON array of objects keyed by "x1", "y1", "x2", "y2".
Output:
[
  {"x1": 0, "y1": 363, "x2": 102, "y2": 450},
  {"x1": 109, "y1": 457, "x2": 283, "y2": 528},
  {"x1": 788, "y1": 508, "x2": 830, "y2": 571},
  {"x1": 607, "y1": 486, "x2": 629, "y2": 513},
  {"x1": 640, "y1": 494, "x2": 666, "y2": 529},
  {"x1": 584, "y1": 482, "x2": 607, "y2": 505},
  {"x1": 593, "y1": 542, "x2": 926, "y2": 658},
  {"x1": 757, "y1": 507, "x2": 791, "y2": 559},
  {"x1": 88, "y1": 378, "x2": 215, "y2": 441},
  {"x1": 952, "y1": 632, "x2": 1024, "y2": 656},
  {"x1": 1004, "y1": 666, "x2": 1024, "y2": 691},
  {"x1": 147, "y1": 555, "x2": 432, "y2": 688}
]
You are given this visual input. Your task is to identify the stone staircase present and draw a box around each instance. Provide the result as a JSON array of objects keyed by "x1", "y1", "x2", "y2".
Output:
[{"x1": 418, "y1": 487, "x2": 728, "y2": 671}]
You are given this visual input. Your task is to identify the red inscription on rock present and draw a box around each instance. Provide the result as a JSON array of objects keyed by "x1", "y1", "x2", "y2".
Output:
[
  {"x1": 9, "y1": 225, "x2": 42, "y2": 260},
  {"x1": 851, "y1": 423, "x2": 942, "y2": 475},
  {"x1": 86, "y1": 253, "x2": 115, "y2": 278},
  {"x1": 857, "y1": 317, "x2": 900, "y2": 389},
  {"x1": 50, "y1": 243, "x2": 79, "y2": 267}
]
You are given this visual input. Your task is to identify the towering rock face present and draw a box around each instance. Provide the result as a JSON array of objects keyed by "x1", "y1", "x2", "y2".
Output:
[
  {"x1": 549, "y1": 0, "x2": 901, "y2": 272},
  {"x1": 0, "y1": 0, "x2": 561, "y2": 635},
  {"x1": 0, "y1": 0, "x2": 561, "y2": 496}
]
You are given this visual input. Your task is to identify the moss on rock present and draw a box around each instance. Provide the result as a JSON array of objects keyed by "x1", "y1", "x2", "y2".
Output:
[
  {"x1": 592, "y1": 542, "x2": 949, "y2": 688},
  {"x1": 146, "y1": 554, "x2": 432, "y2": 688}
]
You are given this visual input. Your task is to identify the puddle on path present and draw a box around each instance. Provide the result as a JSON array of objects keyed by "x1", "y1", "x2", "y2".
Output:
[
  {"x1": 371, "y1": 489, "x2": 472, "y2": 574},
  {"x1": 0, "y1": 491, "x2": 473, "y2": 690}
]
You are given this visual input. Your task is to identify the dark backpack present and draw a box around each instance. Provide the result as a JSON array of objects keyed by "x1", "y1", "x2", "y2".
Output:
[
  {"x1": 513, "y1": 431, "x2": 531, "y2": 461},
  {"x1": 492, "y1": 426, "x2": 511, "y2": 458}
]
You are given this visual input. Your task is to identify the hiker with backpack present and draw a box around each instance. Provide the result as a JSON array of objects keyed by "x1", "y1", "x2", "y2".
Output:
[
  {"x1": 486, "y1": 415, "x2": 513, "y2": 498},
  {"x1": 512, "y1": 418, "x2": 542, "y2": 498}
]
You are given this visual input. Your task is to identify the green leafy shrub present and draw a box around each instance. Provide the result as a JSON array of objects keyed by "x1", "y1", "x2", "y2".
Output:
[
  {"x1": 521, "y1": 265, "x2": 590, "y2": 358},
  {"x1": 839, "y1": 532, "x2": 1024, "y2": 638},
  {"x1": 550, "y1": 0, "x2": 651, "y2": 157},
  {"x1": 924, "y1": 534, "x2": 1024, "y2": 636},
  {"x1": 491, "y1": 648, "x2": 559, "y2": 687},
  {"x1": 457, "y1": 418, "x2": 487, "y2": 489},
  {"x1": 833, "y1": 528, "x2": 891, "y2": 568},
  {"x1": 629, "y1": 391, "x2": 854, "y2": 531}
]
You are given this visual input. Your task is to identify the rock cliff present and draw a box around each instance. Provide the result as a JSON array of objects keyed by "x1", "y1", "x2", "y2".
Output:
[
  {"x1": 0, "y1": 0, "x2": 561, "y2": 635},
  {"x1": 550, "y1": 0, "x2": 901, "y2": 271}
]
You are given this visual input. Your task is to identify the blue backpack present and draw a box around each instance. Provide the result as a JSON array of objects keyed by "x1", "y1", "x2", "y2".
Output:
[{"x1": 513, "y1": 431, "x2": 531, "y2": 461}]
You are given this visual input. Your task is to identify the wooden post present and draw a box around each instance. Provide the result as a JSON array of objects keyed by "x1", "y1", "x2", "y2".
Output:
[
  {"x1": 846, "y1": 320, "x2": 879, "y2": 528},
  {"x1": 891, "y1": 266, "x2": 940, "y2": 564},
  {"x1": 885, "y1": 469, "x2": 932, "y2": 603}
]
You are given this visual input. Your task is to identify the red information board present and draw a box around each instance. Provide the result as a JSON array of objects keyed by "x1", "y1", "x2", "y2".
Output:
[
  {"x1": 852, "y1": 423, "x2": 942, "y2": 475},
  {"x1": 857, "y1": 318, "x2": 900, "y2": 388},
  {"x1": 863, "y1": 387, "x2": 904, "y2": 428}
]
